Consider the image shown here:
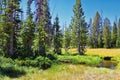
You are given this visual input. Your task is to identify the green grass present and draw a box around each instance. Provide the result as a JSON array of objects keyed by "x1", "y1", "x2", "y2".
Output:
[{"x1": 57, "y1": 54, "x2": 102, "y2": 66}]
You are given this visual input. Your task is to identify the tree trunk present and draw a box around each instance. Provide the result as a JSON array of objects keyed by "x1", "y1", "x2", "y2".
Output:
[
  {"x1": 78, "y1": 43, "x2": 81, "y2": 55},
  {"x1": 78, "y1": 26, "x2": 81, "y2": 55},
  {"x1": 9, "y1": 26, "x2": 14, "y2": 56},
  {"x1": 9, "y1": 9, "x2": 14, "y2": 57},
  {"x1": 39, "y1": 45, "x2": 45, "y2": 56}
]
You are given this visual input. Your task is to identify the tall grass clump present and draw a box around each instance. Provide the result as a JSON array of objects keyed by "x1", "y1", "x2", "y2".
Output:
[
  {"x1": 112, "y1": 56, "x2": 120, "y2": 69},
  {"x1": 57, "y1": 55, "x2": 102, "y2": 66}
]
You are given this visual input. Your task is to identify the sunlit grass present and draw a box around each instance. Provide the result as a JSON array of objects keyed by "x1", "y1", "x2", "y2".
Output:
[
  {"x1": 86, "y1": 48, "x2": 120, "y2": 57},
  {"x1": 64, "y1": 48, "x2": 120, "y2": 57}
]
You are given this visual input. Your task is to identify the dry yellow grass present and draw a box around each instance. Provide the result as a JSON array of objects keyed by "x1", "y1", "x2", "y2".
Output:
[
  {"x1": 67, "y1": 48, "x2": 120, "y2": 57},
  {"x1": 86, "y1": 48, "x2": 120, "y2": 57}
]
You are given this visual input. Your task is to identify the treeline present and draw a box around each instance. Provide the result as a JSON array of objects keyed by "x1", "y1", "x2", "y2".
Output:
[
  {"x1": 0, "y1": 0, "x2": 63, "y2": 59},
  {"x1": 87, "y1": 12, "x2": 120, "y2": 48},
  {"x1": 0, "y1": 0, "x2": 120, "y2": 59},
  {"x1": 65, "y1": 11, "x2": 120, "y2": 49}
]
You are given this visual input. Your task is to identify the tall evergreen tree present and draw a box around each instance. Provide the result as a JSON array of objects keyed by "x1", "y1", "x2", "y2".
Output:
[
  {"x1": 10, "y1": 0, "x2": 22, "y2": 58},
  {"x1": 21, "y1": 14, "x2": 35, "y2": 58},
  {"x1": 33, "y1": 17, "x2": 48, "y2": 56},
  {"x1": 116, "y1": 18, "x2": 120, "y2": 48},
  {"x1": 70, "y1": 23, "x2": 77, "y2": 48},
  {"x1": 111, "y1": 22, "x2": 117, "y2": 47},
  {"x1": 35, "y1": 0, "x2": 51, "y2": 35},
  {"x1": 103, "y1": 18, "x2": 111, "y2": 48},
  {"x1": 0, "y1": 0, "x2": 3, "y2": 54},
  {"x1": 0, "y1": 0, "x2": 22, "y2": 58},
  {"x1": 63, "y1": 25, "x2": 71, "y2": 53},
  {"x1": 98, "y1": 11, "x2": 103, "y2": 48},
  {"x1": 34, "y1": 0, "x2": 51, "y2": 56},
  {"x1": 43, "y1": 0, "x2": 52, "y2": 47},
  {"x1": 87, "y1": 18, "x2": 93, "y2": 47},
  {"x1": 70, "y1": 0, "x2": 87, "y2": 55},
  {"x1": 91, "y1": 12, "x2": 101, "y2": 48},
  {"x1": 53, "y1": 16, "x2": 62, "y2": 55}
]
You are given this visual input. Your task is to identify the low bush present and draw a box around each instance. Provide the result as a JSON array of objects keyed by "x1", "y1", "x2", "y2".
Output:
[
  {"x1": 35, "y1": 56, "x2": 52, "y2": 69},
  {"x1": 0, "y1": 56, "x2": 14, "y2": 64},
  {"x1": 15, "y1": 59, "x2": 38, "y2": 67},
  {"x1": 15, "y1": 56, "x2": 52, "y2": 69}
]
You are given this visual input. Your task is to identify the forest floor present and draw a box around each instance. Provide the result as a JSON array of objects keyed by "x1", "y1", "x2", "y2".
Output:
[{"x1": 2, "y1": 48, "x2": 120, "y2": 80}]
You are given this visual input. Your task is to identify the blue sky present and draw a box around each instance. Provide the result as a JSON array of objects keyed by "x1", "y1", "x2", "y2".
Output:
[{"x1": 21, "y1": 0, "x2": 120, "y2": 26}]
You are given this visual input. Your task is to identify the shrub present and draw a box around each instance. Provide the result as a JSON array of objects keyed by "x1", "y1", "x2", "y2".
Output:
[
  {"x1": 47, "y1": 54, "x2": 57, "y2": 60},
  {"x1": 23, "y1": 60, "x2": 37, "y2": 67},
  {"x1": 0, "y1": 56, "x2": 14, "y2": 64},
  {"x1": 16, "y1": 56, "x2": 52, "y2": 69},
  {"x1": 35, "y1": 56, "x2": 52, "y2": 69}
]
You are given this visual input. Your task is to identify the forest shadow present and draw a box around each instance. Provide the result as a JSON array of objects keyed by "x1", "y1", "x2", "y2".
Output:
[{"x1": 0, "y1": 66, "x2": 26, "y2": 78}]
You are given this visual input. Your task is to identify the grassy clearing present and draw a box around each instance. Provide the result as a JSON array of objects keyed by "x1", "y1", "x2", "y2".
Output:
[
  {"x1": 86, "y1": 48, "x2": 120, "y2": 57},
  {"x1": 67, "y1": 48, "x2": 120, "y2": 57}
]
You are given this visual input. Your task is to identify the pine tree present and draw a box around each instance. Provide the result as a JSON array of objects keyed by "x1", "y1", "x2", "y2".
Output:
[
  {"x1": 98, "y1": 12, "x2": 103, "y2": 48},
  {"x1": 43, "y1": 0, "x2": 52, "y2": 48},
  {"x1": 91, "y1": 12, "x2": 101, "y2": 48},
  {"x1": 63, "y1": 25, "x2": 71, "y2": 53},
  {"x1": 21, "y1": 14, "x2": 35, "y2": 58},
  {"x1": 103, "y1": 18, "x2": 111, "y2": 48},
  {"x1": 19, "y1": 0, "x2": 35, "y2": 58},
  {"x1": 116, "y1": 18, "x2": 120, "y2": 48},
  {"x1": 0, "y1": 0, "x2": 22, "y2": 58},
  {"x1": 34, "y1": 0, "x2": 51, "y2": 56},
  {"x1": 53, "y1": 16, "x2": 62, "y2": 55},
  {"x1": 111, "y1": 22, "x2": 117, "y2": 48},
  {"x1": 10, "y1": 0, "x2": 22, "y2": 58},
  {"x1": 87, "y1": 18, "x2": 93, "y2": 48},
  {"x1": 70, "y1": 0, "x2": 87, "y2": 55},
  {"x1": 33, "y1": 18, "x2": 48, "y2": 56},
  {"x1": 70, "y1": 23, "x2": 77, "y2": 48},
  {"x1": 0, "y1": 1, "x2": 4, "y2": 55},
  {"x1": 35, "y1": 0, "x2": 51, "y2": 35}
]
